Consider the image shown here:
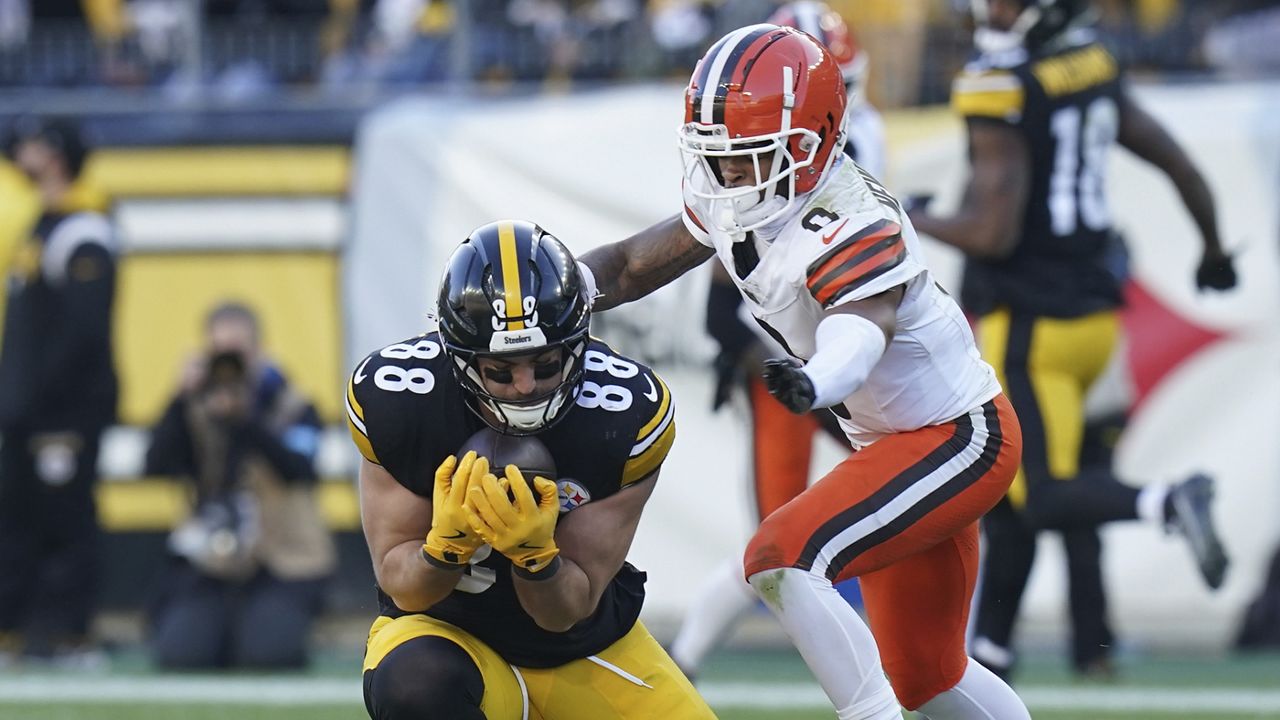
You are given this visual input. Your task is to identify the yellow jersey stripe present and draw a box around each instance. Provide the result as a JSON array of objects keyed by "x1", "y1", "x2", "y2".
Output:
[
  {"x1": 497, "y1": 221, "x2": 525, "y2": 331},
  {"x1": 622, "y1": 419, "x2": 676, "y2": 486},
  {"x1": 347, "y1": 415, "x2": 380, "y2": 464},
  {"x1": 952, "y1": 71, "x2": 1024, "y2": 120},
  {"x1": 635, "y1": 375, "x2": 672, "y2": 441},
  {"x1": 346, "y1": 369, "x2": 367, "y2": 425}
]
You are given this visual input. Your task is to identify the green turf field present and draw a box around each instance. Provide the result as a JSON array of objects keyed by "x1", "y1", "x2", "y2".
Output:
[{"x1": 1, "y1": 647, "x2": 1277, "y2": 719}]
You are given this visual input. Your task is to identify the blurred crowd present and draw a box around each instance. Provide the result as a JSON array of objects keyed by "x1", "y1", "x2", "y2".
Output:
[{"x1": 0, "y1": 0, "x2": 1276, "y2": 103}]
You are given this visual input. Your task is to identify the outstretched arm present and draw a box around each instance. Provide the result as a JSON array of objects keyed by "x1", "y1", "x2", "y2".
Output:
[
  {"x1": 1116, "y1": 90, "x2": 1235, "y2": 290},
  {"x1": 907, "y1": 119, "x2": 1029, "y2": 260},
  {"x1": 578, "y1": 215, "x2": 715, "y2": 311}
]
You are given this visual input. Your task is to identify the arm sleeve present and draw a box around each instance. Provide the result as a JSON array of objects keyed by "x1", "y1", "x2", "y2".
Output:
[{"x1": 27, "y1": 242, "x2": 116, "y2": 415}]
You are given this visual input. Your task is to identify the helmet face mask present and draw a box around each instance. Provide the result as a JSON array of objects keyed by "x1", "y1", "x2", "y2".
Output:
[
  {"x1": 447, "y1": 338, "x2": 588, "y2": 436},
  {"x1": 679, "y1": 24, "x2": 846, "y2": 237},
  {"x1": 436, "y1": 220, "x2": 591, "y2": 436},
  {"x1": 678, "y1": 121, "x2": 819, "y2": 234}
]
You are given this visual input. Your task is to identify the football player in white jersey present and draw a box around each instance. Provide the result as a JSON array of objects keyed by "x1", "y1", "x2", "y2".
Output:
[
  {"x1": 670, "y1": 1, "x2": 889, "y2": 682},
  {"x1": 579, "y1": 24, "x2": 1030, "y2": 720}
]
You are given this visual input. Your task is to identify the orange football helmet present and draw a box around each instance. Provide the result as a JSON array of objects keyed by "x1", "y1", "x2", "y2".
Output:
[{"x1": 678, "y1": 24, "x2": 847, "y2": 233}]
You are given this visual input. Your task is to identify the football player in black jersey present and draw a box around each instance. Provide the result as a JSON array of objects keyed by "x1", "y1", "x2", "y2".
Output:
[
  {"x1": 908, "y1": 0, "x2": 1237, "y2": 681},
  {"x1": 347, "y1": 220, "x2": 715, "y2": 719}
]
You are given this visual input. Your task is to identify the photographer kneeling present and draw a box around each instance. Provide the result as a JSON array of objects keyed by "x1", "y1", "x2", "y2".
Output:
[{"x1": 144, "y1": 301, "x2": 335, "y2": 670}]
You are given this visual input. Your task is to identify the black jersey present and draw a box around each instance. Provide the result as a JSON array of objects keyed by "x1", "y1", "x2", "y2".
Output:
[
  {"x1": 951, "y1": 32, "x2": 1125, "y2": 318},
  {"x1": 346, "y1": 333, "x2": 676, "y2": 668},
  {"x1": 0, "y1": 208, "x2": 117, "y2": 431}
]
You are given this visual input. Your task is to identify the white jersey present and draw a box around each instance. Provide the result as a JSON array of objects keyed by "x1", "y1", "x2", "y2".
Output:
[{"x1": 684, "y1": 159, "x2": 1001, "y2": 448}]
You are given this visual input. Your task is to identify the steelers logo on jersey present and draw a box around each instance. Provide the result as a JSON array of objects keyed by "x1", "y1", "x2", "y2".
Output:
[{"x1": 557, "y1": 479, "x2": 591, "y2": 513}]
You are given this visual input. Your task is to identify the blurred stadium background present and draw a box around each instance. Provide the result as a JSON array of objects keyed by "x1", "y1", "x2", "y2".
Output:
[{"x1": 1, "y1": 0, "x2": 1278, "y2": 718}]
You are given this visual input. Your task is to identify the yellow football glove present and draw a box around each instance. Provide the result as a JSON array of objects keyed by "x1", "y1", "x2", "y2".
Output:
[
  {"x1": 464, "y1": 465, "x2": 561, "y2": 576},
  {"x1": 422, "y1": 451, "x2": 489, "y2": 568}
]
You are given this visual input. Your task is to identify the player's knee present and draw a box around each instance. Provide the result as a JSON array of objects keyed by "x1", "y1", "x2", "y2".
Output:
[
  {"x1": 887, "y1": 669, "x2": 962, "y2": 712},
  {"x1": 743, "y1": 518, "x2": 792, "y2": 579},
  {"x1": 364, "y1": 636, "x2": 484, "y2": 720}
]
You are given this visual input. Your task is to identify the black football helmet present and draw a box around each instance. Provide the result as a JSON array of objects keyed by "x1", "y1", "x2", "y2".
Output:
[
  {"x1": 971, "y1": 0, "x2": 1094, "y2": 54},
  {"x1": 436, "y1": 220, "x2": 590, "y2": 435}
]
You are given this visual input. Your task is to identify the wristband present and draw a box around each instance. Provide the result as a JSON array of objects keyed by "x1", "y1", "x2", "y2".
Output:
[
  {"x1": 421, "y1": 545, "x2": 467, "y2": 572},
  {"x1": 512, "y1": 555, "x2": 562, "y2": 582}
]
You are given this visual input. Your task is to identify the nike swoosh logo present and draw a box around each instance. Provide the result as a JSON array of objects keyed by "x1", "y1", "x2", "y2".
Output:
[
  {"x1": 642, "y1": 374, "x2": 659, "y2": 402},
  {"x1": 354, "y1": 357, "x2": 371, "y2": 383},
  {"x1": 822, "y1": 219, "x2": 850, "y2": 245},
  {"x1": 440, "y1": 530, "x2": 466, "y2": 539},
  {"x1": 518, "y1": 542, "x2": 544, "y2": 550}
]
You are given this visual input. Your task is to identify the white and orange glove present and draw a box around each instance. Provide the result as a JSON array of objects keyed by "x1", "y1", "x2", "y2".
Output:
[
  {"x1": 464, "y1": 465, "x2": 561, "y2": 578},
  {"x1": 422, "y1": 451, "x2": 490, "y2": 569}
]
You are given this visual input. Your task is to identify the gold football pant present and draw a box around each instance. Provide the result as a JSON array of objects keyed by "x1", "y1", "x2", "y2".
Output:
[{"x1": 364, "y1": 614, "x2": 717, "y2": 719}]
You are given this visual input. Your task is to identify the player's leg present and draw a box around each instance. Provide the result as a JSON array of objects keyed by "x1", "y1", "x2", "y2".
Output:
[
  {"x1": 859, "y1": 524, "x2": 1028, "y2": 718},
  {"x1": 32, "y1": 428, "x2": 102, "y2": 653},
  {"x1": 363, "y1": 614, "x2": 525, "y2": 720},
  {"x1": 748, "y1": 376, "x2": 818, "y2": 521},
  {"x1": 1063, "y1": 525, "x2": 1115, "y2": 678},
  {"x1": 522, "y1": 621, "x2": 716, "y2": 720},
  {"x1": 970, "y1": 497, "x2": 1037, "y2": 681},
  {"x1": 0, "y1": 430, "x2": 43, "y2": 651},
  {"x1": 669, "y1": 376, "x2": 817, "y2": 678},
  {"x1": 745, "y1": 397, "x2": 1021, "y2": 719},
  {"x1": 999, "y1": 311, "x2": 1227, "y2": 585},
  {"x1": 667, "y1": 553, "x2": 755, "y2": 678},
  {"x1": 997, "y1": 310, "x2": 1140, "y2": 527}
]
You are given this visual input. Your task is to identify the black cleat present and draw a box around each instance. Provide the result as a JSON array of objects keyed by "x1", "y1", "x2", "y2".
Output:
[{"x1": 1166, "y1": 473, "x2": 1229, "y2": 590}]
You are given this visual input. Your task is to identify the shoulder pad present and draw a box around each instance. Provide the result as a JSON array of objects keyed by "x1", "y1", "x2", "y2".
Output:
[
  {"x1": 576, "y1": 344, "x2": 676, "y2": 487},
  {"x1": 952, "y1": 67, "x2": 1025, "y2": 123},
  {"x1": 805, "y1": 218, "x2": 906, "y2": 307},
  {"x1": 346, "y1": 335, "x2": 448, "y2": 465}
]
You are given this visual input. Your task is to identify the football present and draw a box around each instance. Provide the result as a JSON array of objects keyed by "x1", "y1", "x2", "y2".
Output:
[{"x1": 456, "y1": 427, "x2": 558, "y2": 482}]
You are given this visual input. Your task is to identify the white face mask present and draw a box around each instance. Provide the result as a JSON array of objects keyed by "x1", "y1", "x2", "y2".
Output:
[{"x1": 481, "y1": 389, "x2": 572, "y2": 433}]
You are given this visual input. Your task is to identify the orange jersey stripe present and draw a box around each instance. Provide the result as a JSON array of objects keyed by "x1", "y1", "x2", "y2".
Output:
[{"x1": 808, "y1": 220, "x2": 901, "y2": 281}]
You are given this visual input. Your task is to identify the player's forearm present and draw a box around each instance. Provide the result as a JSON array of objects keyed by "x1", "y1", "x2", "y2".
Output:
[
  {"x1": 909, "y1": 205, "x2": 1017, "y2": 259},
  {"x1": 377, "y1": 540, "x2": 464, "y2": 612},
  {"x1": 1168, "y1": 162, "x2": 1224, "y2": 255},
  {"x1": 578, "y1": 215, "x2": 713, "y2": 311},
  {"x1": 511, "y1": 557, "x2": 595, "y2": 633}
]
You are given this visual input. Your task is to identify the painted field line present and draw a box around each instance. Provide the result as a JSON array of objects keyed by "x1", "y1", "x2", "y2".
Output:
[{"x1": 0, "y1": 677, "x2": 1278, "y2": 714}]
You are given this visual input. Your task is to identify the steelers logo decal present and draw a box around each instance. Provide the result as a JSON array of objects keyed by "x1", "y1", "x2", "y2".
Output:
[{"x1": 557, "y1": 479, "x2": 591, "y2": 513}]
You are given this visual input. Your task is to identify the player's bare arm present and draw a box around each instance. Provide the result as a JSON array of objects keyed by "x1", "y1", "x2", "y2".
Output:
[
  {"x1": 578, "y1": 215, "x2": 715, "y2": 311},
  {"x1": 359, "y1": 458, "x2": 464, "y2": 612},
  {"x1": 1116, "y1": 91, "x2": 1230, "y2": 264},
  {"x1": 512, "y1": 473, "x2": 658, "y2": 632},
  {"x1": 908, "y1": 120, "x2": 1029, "y2": 259}
]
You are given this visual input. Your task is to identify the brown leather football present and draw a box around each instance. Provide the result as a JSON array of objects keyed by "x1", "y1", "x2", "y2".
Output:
[{"x1": 457, "y1": 427, "x2": 558, "y2": 482}]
